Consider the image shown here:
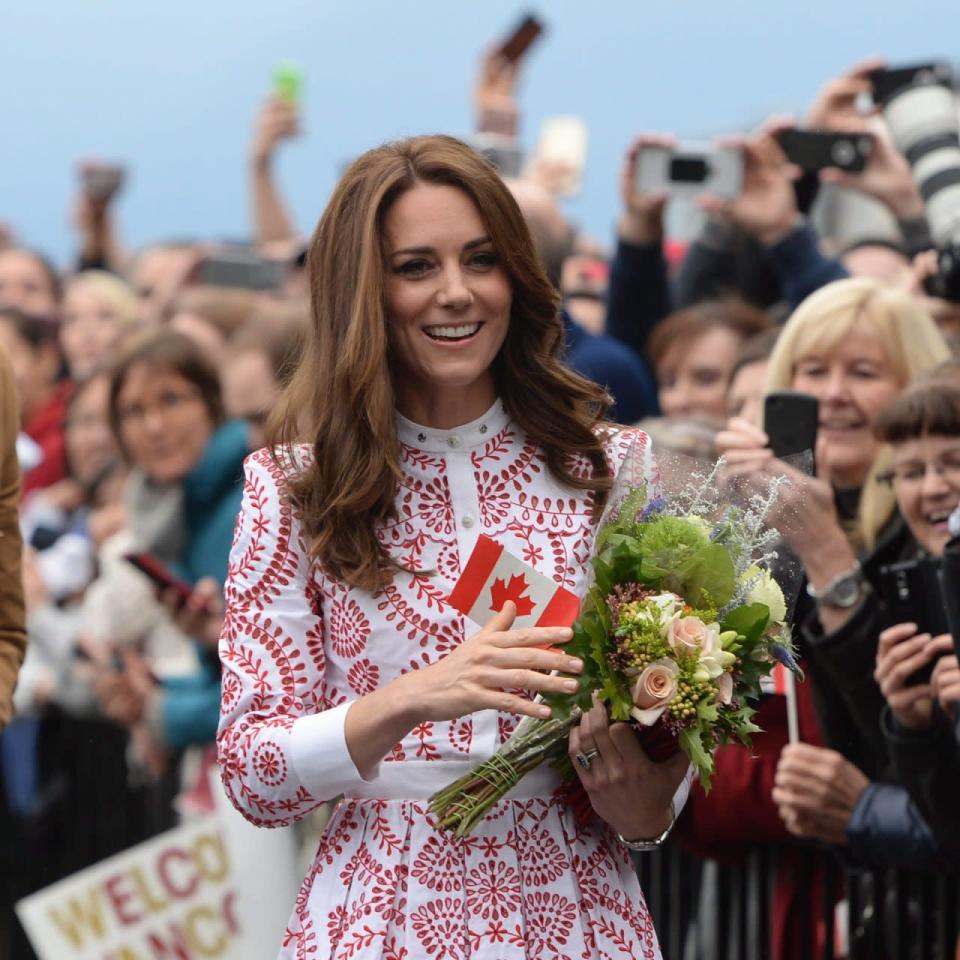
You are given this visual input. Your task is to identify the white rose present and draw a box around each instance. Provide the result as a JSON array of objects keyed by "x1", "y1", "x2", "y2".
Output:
[{"x1": 742, "y1": 567, "x2": 787, "y2": 624}]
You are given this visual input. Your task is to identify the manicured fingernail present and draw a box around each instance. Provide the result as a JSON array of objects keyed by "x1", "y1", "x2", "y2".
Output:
[
  {"x1": 563, "y1": 679, "x2": 580, "y2": 692},
  {"x1": 567, "y1": 658, "x2": 583, "y2": 671},
  {"x1": 538, "y1": 705, "x2": 552, "y2": 718}
]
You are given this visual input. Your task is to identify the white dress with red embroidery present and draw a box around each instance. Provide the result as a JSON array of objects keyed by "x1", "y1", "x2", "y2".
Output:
[{"x1": 218, "y1": 401, "x2": 668, "y2": 960}]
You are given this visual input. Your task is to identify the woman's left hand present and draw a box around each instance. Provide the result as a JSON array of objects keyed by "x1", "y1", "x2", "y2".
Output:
[{"x1": 569, "y1": 696, "x2": 689, "y2": 841}]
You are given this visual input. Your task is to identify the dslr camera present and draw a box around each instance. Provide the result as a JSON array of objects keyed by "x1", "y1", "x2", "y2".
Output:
[{"x1": 872, "y1": 62, "x2": 960, "y2": 302}]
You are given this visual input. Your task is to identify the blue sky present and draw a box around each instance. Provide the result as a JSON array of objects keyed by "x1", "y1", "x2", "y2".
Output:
[{"x1": 4, "y1": 0, "x2": 958, "y2": 265}]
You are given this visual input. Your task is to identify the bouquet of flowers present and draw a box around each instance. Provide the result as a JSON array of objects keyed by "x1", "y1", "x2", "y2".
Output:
[{"x1": 429, "y1": 444, "x2": 803, "y2": 837}]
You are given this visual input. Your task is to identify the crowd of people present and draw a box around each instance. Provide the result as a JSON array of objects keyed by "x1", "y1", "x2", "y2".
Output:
[{"x1": 0, "y1": 30, "x2": 958, "y2": 960}]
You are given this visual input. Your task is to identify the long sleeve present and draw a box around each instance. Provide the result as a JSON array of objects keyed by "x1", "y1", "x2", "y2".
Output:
[
  {"x1": 0, "y1": 350, "x2": 25, "y2": 728},
  {"x1": 882, "y1": 707, "x2": 960, "y2": 862},
  {"x1": 801, "y1": 598, "x2": 889, "y2": 780},
  {"x1": 846, "y1": 782, "x2": 948, "y2": 872},
  {"x1": 217, "y1": 452, "x2": 367, "y2": 827},
  {"x1": 766, "y1": 222, "x2": 848, "y2": 310},
  {"x1": 605, "y1": 238, "x2": 673, "y2": 361}
]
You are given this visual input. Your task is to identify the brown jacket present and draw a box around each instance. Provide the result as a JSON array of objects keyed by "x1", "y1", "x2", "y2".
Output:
[{"x1": 0, "y1": 348, "x2": 25, "y2": 726}]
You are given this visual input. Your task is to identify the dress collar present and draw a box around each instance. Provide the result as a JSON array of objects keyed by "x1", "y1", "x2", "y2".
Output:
[{"x1": 396, "y1": 399, "x2": 510, "y2": 454}]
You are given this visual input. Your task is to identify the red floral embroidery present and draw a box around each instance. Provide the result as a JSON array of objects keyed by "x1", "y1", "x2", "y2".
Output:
[{"x1": 217, "y1": 427, "x2": 663, "y2": 958}]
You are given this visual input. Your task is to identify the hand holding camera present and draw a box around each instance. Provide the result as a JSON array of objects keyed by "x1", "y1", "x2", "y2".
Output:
[
  {"x1": 698, "y1": 122, "x2": 802, "y2": 247},
  {"x1": 619, "y1": 134, "x2": 676, "y2": 245}
]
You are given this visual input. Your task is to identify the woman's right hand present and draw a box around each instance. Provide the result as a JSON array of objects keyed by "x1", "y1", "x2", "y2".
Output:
[
  {"x1": 874, "y1": 623, "x2": 952, "y2": 730},
  {"x1": 407, "y1": 600, "x2": 583, "y2": 723},
  {"x1": 715, "y1": 416, "x2": 774, "y2": 474}
]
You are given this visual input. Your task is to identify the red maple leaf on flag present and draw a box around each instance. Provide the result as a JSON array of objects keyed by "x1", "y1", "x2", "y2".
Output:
[{"x1": 489, "y1": 573, "x2": 536, "y2": 617}]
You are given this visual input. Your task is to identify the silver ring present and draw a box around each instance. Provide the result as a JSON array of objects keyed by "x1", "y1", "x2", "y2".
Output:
[{"x1": 575, "y1": 749, "x2": 600, "y2": 770}]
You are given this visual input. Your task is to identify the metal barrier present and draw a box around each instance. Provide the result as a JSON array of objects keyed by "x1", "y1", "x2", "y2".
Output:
[{"x1": 634, "y1": 841, "x2": 958, "y2": 959}]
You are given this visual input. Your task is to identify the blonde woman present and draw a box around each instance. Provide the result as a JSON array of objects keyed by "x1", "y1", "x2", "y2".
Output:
[
  {"x1": 718, "y1": 276, "x2": 950, "y2": 779},
  {"x1": 61, "y1": 270, "x2": 138, "y2": 380}
]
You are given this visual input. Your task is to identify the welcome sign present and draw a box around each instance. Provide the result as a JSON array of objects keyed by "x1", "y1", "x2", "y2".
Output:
[{"x1": 16, "y1": 817, "x2": 239, "y2": 960}]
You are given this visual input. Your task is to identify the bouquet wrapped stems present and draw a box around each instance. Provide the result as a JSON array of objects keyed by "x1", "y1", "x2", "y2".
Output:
[{"x1": 429, "y1": 713, "x2": 578, "y2": 836}]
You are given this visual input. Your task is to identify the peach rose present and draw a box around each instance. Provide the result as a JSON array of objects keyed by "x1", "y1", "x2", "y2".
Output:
[
  {"x1": 629, "y1": 658, "x2": 680, "y2": 726},
  {"x1": 668, "y1": 616, "x2": 720, "y2": 658}
]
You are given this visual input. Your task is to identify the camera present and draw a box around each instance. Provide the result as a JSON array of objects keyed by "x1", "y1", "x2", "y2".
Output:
[
  {"x1": 872, "y1": 61, "x2": 960, "y2": 302},
  {"x1": 635, "y1": 142, "x2": 743, "y2": 201}
]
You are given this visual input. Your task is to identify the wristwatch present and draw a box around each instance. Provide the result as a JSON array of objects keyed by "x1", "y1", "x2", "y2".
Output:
[
  {"x1": 617, "y1": 801, "x2": 676, "y2": 852},
  {"x1": 806, "y1": 563, "x2": 868, "y2": 609}
]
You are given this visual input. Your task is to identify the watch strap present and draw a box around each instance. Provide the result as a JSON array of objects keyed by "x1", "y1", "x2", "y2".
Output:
[{"x1": 617, "y1": 800, "x2": 676, "y2": 852}]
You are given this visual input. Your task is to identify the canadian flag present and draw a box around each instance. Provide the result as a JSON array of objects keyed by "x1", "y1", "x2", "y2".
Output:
[
  {"x1": 761, "y1": 662, "x2": 791, "y2": 696},
  {"x1": 448, "y1": 535, "x2": 581, "y2": 630}
]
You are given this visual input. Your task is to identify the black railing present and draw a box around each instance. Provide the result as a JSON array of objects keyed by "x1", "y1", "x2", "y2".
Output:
[{"x1": 634, "y1": 841, "x2": 958, "y2": 959}]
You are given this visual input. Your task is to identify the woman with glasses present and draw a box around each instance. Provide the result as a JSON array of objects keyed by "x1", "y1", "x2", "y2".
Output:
[
  {"x1": 89, "y1": 330, "x2": 247, "y2": 772},
  {"x1": 871, "y1": 376, "x2": 960, "y2": 866}
]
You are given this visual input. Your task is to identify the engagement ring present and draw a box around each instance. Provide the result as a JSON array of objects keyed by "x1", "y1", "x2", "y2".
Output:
[{"x1": 575, "y1": 749, "x2": 600, "y2": 770}]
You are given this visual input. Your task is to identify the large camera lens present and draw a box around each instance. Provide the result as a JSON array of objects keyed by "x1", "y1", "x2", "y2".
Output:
[{"x1": 877, "y1": 65, "x2": 960, "y2": 301}]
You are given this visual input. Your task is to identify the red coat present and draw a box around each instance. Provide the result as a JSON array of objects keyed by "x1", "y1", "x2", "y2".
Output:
[
  {"x1": 22, "y1": 381, "x2": 72, "y2": 496},
  {"x1": 674, "y1": 672, "x2": 838, "y2": 960}
]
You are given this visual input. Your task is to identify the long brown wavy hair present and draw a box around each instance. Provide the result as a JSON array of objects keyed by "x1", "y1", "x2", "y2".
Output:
[{"x1": 271, "y1": 134, "x2": 613, "y2": 591}]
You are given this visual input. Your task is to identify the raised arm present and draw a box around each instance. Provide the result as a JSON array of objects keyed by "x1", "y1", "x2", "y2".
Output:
[
  {"x1": 250, "y1": 96, "x2": 301, "y2": 247},
  {"x1": 605, "y1": 136, "x2": 674, "y2": 358}
]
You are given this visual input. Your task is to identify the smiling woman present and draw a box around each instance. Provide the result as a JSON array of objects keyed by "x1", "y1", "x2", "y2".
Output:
[
  {"x1": 382, "y1": 184, "x2": 511, "y2": 428},
  {"x1": 218, "y1": 134, "x2": 689, "y2": 960}
]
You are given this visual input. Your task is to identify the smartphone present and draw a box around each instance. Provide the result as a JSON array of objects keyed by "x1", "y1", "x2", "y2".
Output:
[
  {"x1": 635, "y1": 142, "x2": 743, "y2": 201},
  {"x1": 533, "y1": 116, "x2": 588, "y2": 197},
  {"x1": 763, "y1": 391, "x2": 819, "y2": 462},
  {"x1": 776, "y1": 129, "x2": 873, "y2": 174},
  {"x1": 124, "y1": 552, "x2": 194, "y2": 604},
  {"x1": 497, "y1": 13, "x2": 544, "y2": 62},
  {"x1": 81, "y1": 163, "x2": 126, "y2": 203},
  {"x1": 868, "y1": 62, "x2": 952, "y2": 104},
  {"x1": 197, "y1": 250, "x2": 286, "y2": 291},
  {"x1": 273, "y1": 61, "x2": 303, "y2": 104},
  {"x1": 878, "y1": 557, "x2": 950, "y2": 684}
]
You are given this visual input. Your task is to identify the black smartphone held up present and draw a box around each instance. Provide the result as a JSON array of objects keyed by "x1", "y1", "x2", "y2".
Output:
[
  {"x1": 868, "y1": 61, "x2": 952, "y2": 105},
  {"x1": 497, "y1": 13, "x2": 544, "y2": 62},
  {"x1": 878, "y1": 557, "x2": 951, "y2": 684},
  {"x1": 124, "y1": 552, "x2": 195, "y2": 604},
  {"x1": 776, "y1": 129, "x2": 874, "y2": 174},
  {"x1": 197, "y1": 250, "x2": 286, "y2": 291},
  {"x1": 763, "y1": 391, "x2": 819, "y2": 464}
]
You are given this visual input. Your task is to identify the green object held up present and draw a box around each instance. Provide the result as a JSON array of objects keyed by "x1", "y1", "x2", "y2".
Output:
[{"x1": 273, "y1": 61, "x2": 303, "y2": 104}]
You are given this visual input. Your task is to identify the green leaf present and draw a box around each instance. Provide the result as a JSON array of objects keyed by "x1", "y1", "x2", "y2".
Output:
[
  {"x1": 678, "y1": 542, "x2": 736, "y2": 609},
  {"x1": 679, "y1": 726, "x2": 715, "y2": 792},
  {"x1": 697, "y1": 700, "x2": 719, "y2": 724},
  {"x1": 720, "y1": 603, "x2": 771, "y2": 646}
]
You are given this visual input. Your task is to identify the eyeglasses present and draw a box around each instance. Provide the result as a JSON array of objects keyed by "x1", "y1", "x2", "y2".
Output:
[
  {"x1": 877, "y1": 451, "x2": 960, "y2": 488},
  {"x1": 116, "y1": 387, "x2": 203, "y2": 428}
]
